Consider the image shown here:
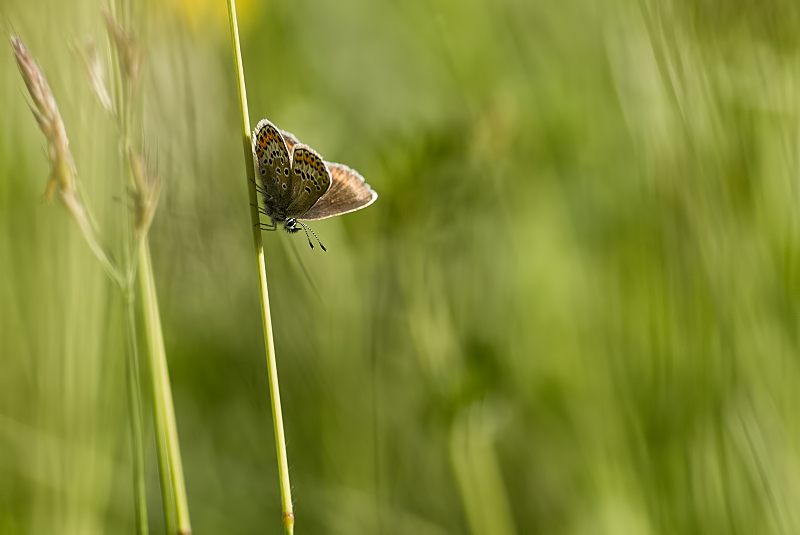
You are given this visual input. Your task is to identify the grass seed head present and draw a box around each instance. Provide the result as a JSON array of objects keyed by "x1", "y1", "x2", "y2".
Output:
[
  {"x1": 102, "y1": 9, "x2": 142, "y2": 89},
  {"x1": 10, "y1": 34, "x2": 77, "y2": 203},
  {"x1": 129, "y1": 147, "x2": 161, "y2": 238},
  {"x1": 74, "y1": 37, "x2": 114, "y2": 115}
]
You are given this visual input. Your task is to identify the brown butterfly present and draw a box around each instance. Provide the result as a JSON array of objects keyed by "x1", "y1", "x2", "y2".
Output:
[{"x1": 252, "y1": 119, "x2": 377, "y2": 251}]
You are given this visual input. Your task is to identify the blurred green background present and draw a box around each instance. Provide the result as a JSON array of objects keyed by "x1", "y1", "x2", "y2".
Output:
[{"x1": 3, "y1": 0, "x2": 800, "y2": 533}]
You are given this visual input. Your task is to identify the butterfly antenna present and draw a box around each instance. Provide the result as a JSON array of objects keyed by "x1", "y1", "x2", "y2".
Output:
[
  {"x1": 299, "y1": 224, "x2": 314, "y2": 250},
  {"x1": 298, "y1": 221, "x2": 327, "y2": 252}
]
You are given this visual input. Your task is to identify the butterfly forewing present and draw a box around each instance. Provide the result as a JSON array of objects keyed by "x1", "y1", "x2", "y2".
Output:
[
  {"x1": 286, "y1": 145, "x2": 332, "y2": 218},
  {"x1": 253, "y1": 119, "x2": 291, "y2": 197},
  {"x1": 299, "y1": 163, "x2": 377, "y2": 221}
]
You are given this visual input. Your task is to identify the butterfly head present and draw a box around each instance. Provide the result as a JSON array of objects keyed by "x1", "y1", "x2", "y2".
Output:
[{"x1": 283, "y1": 218, "x2": 300, "y2": 234}]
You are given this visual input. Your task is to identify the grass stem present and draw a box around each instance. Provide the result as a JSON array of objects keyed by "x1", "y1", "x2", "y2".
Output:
[
  {"x1": 124, "y1": 290, "x2": 149, "y2": 535},
  {"x1": 138, "y1": 238, "x2": 191, "y2": 535},
  {"x1": 107, "y1": 2, "x2": 190, "y2": 531},
  {"x1": 226, "y1": 1, "x2": 295, "y2": 533}
]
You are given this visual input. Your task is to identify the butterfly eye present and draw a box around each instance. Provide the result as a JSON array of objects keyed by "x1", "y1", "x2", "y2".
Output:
[
  {"x1": 282, "y1": 184, "x2": 287, "y2": 190},
  {"x1": 284, "y1": 168, "x2": 289, "y2": 176}
]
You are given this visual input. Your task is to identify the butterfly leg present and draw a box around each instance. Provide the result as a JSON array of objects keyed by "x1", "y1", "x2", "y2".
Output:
[
  {"x1": 250, "y1": 177, "x2": 267, "y2": 195},
  {"x1": 250, "y1": 203, "x2": 269, "y2": 216},
  {"x1": 257, "y1": 219, "x2": 278, "y2": 232}
]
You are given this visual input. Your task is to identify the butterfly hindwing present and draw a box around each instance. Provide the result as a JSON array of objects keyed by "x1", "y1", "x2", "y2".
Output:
[
  {"x1": 286, "y1": 145, "x2": 332, "y2": 218},
  {"x1": 280, "y1": 129, "x2": 301, "y2": 150},
  {"x1": 253, "y1": 119, "x2": 291, "y2": 198},
  {"x1": 299, "y1": 163, "x2": 377, "y2": 221}
]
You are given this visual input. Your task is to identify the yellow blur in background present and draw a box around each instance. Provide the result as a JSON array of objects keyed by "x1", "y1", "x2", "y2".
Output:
[{"x1": 2, "y1": 0, "x2": 800, "y2": 533}]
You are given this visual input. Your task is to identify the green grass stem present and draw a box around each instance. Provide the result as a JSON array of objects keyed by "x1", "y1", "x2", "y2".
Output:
[
  {"x1": 226, "y1": 1, "x2": 295, "y2": 533},
  {"x1": 124, "y1": 290, "x2": 149, "y2": 535},
  {"x1": 105, "y1": 2, "x2": 191, "y2": 531},
  {"x1": 138, "y1": 238, "x2": 191, "y2": 535},
  {"x1": 106, "y1": 6, "x2": 149, "y2": 529}
]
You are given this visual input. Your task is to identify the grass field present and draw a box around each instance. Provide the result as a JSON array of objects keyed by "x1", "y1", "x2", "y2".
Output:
[{"x1": 2, "y1": 0, "x2": 800, "y2": 533}]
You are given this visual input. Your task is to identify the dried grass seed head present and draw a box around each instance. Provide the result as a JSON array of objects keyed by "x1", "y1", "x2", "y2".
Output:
[
  {"x1": 128, "y1": 148, "x2": 161, "y2": 238},
  {"x1": 10, "y1": 34, "x2": 77, "y2": 202},
  {"x1": 102, "y1": 9, "x2": 142, "y2": 88},
  {"x1": 74, "y1": 37, "x2": 113, "y2": 114}
]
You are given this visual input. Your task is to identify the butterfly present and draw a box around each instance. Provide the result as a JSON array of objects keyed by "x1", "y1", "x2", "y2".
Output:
[{"x1": 252, "y1": 118, "x2": 378, "y2": 251}]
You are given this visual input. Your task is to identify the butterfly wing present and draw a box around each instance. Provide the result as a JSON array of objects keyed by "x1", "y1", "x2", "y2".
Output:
[
  {"x1": 298, "y1": 163, "x2": 377, "y2": 221},
  {"x1": 285, "y1": 145, "x2": 332, "y2": 218},
  {"x1": 280, "y1": 129, "x2": 301, "y2": 150},
  {"x1": 253, "y1": 119, "x2": 292, "y2": 198}
]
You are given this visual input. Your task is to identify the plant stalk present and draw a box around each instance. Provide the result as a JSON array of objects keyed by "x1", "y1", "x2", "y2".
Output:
[
  {"x1": 124, "y1": 290, "x2": 149, "y2": 535},
  {"x1": 106, "y1": 1, "x2": 189, "y2": 531},
  {"x1": 226, "y1": 1, "x2": 295, "y2": 533},
  {"x1": 138, "y1": 238, "x2": 191, "y2": 535}
]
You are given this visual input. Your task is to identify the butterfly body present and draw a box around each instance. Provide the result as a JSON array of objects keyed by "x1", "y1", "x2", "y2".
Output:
[{"x1": 252, "y1": 119, "x2": 377, "y2": 249}]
